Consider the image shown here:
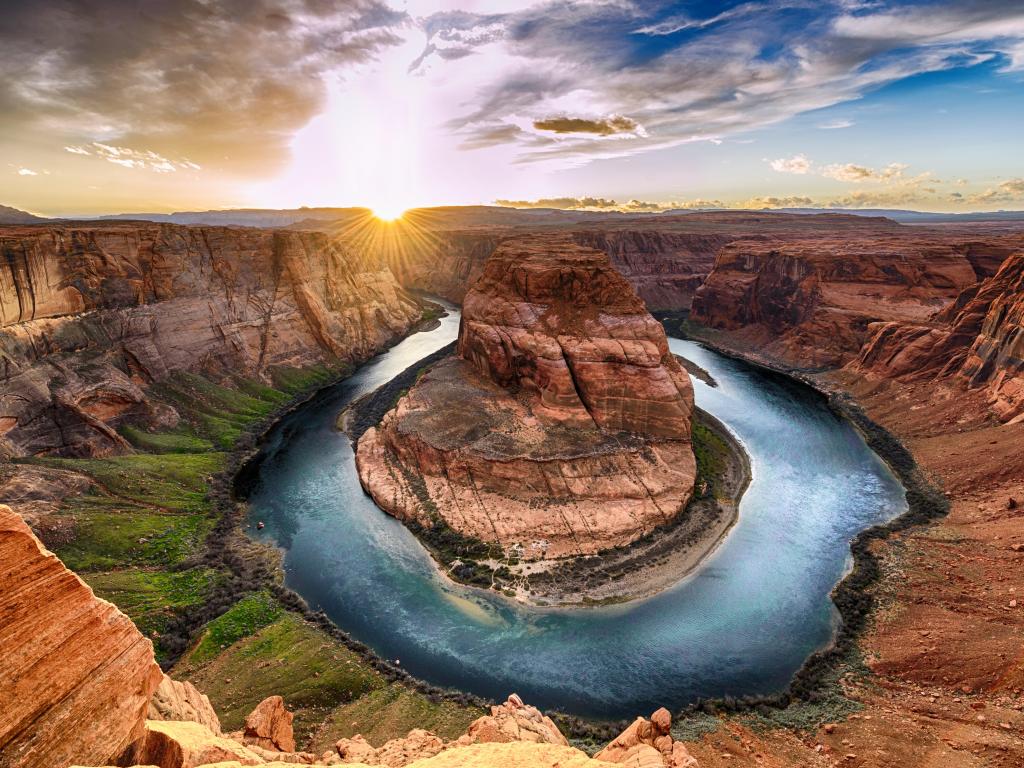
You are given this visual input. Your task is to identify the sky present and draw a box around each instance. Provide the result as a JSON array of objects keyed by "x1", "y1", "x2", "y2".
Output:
[{"x1": 2, "y1": 0, "x2": 1023, "y2": 217}]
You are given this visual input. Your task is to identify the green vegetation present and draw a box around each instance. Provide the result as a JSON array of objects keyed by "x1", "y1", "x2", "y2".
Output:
[
  {"x1": 187, "y1": 591, "x2": 283, "y2": 665},
  {"x1": 691, "y1": 418, "x2": 732, "y2": 498},
  {"x1": 177, "y1": 608, "x2": 481, "y2": 748},
  {"x1": 86, "y1": 568, "x2": 218, "y2": 645}
]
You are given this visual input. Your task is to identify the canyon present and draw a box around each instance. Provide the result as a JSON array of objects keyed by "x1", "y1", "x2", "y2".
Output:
[
  {"x1": 0, "y1": 223, "x2": 424, "y2": 457},
  {"x1": 355, "y1": 234, "x2": 698, "y2": 563},
  {"x1": 2, "y1": 209, "x2": 1024, "y2": 768}
]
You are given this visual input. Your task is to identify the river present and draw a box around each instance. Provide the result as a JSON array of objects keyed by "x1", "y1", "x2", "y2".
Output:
[{"x1": 243, "y1": 303, "x2": 906, "y2": 719}]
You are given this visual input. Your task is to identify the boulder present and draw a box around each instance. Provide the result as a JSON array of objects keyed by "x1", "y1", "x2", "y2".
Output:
[
  {"x1": 243, "y1": 696, "x2": 296, "y2": 753},
  {"x1": 0, "y1": 504, "x2": 162, "y2": 768},
  {"x1": 457, "y1": 694, "x2": 568, "y2": 747},
  {"x1": 595, "y1": 708, "x2": 698, "y2": 767},
  {"x1": 336, "y1": 730, "x2": 443, "y2": 767}
]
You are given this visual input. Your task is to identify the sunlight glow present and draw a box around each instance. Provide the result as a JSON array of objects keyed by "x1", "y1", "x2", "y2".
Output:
[{"x1": 371, "y1": 205, "x2": 406, "y2": 222}]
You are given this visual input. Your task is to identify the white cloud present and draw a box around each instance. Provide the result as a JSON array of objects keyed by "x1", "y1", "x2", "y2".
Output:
[
  {"x1": 818, "y1": 119, "x2": 854, "y2": 129},
  {"x1": 769, "y1": 154, "x2": 812, "y2": 174},
  {"x1": 821, "y1": 161, "x2": 908, "y2": 182},
  {"x1": 83, "y1": 142, "x2": 201, "y2": 173},
  {"x1": 17, "y1": 168, "x2": 38, "y2": 176}
]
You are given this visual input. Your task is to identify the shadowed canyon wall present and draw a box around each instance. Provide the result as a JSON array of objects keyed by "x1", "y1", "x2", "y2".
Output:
[{"x1": 0, "y1": 224, "x2": 424, "y2": 456}]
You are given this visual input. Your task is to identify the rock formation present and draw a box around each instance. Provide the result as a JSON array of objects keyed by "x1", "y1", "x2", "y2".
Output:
[
  {"x1": 0, "y1": 504, "x2": 162, "y2": 768},
  {"x1": 242, "y1": 696, "x2": 296, "y2": 753},
  {"x1": 0, "y1": 223, "x2": 424, "y2": 456},
  {"x1": 356, "y1": 234, "x2": 696, "y2": 559},
  {"x1": 853, "y1": 251, "x2": 1024, "y2": 423},
  {"x1": 594, "y1": 708, "x2": 697, "y2": 768},
  {"x1": 149, "y1": 674, "x2": 223, "y2": 735},
  {"x1": 690, "y1": 234, "x2": 1024, "y2": 367}
]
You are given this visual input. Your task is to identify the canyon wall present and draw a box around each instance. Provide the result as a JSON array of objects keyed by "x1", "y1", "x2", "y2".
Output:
[
  {"x1": 854, "y1": 252, "x2": 1024, "y2": 423},
  {"x1": 0, "y1": 504, "x2": 162, "y2": 768},
  {"x1": 361, "y1": 228, "x2": 732, "y2": 311},
  {"x1": 356, "y1": 234, "x2": 696, "y2": 560},
  {"x1": 0, "y1": 224, "x2": 424, "y2": 456},
  {"x1": 690, "y1": 235, "x2": 1024, "y2": 368}
]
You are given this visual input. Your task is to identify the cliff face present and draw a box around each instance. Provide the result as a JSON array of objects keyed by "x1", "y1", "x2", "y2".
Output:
[
  {"x1": 689, "y1": 235, "x2": 1022, "y2": 368},
  {"x1": 0, "y1": 224, "x2": 423, "y2": 456},
  {"x1": 356, "y1": 234, "x2": 696, "y2": 560},
  {"x1": 854, "y1": 252, "x2": 1024, "y2": 423},
  {"x1": 368, "y1": 228, "x2": 730, "y2": 311},
  {"x1": 0, "y1": 503, "x2": 162, "y2": 768}
]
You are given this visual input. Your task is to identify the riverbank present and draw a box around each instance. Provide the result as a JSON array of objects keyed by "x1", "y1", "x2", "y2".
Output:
[{"x1": 340, "y1": 345, "x2": 750, "y2": 607}]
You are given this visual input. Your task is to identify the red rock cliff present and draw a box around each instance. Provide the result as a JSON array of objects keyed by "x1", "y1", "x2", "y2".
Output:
[
  {"x1": 0, "y1": 503, "x2": 162, "y2": 768},
  {"x1": 690, "y1": 234, "x2": 1023, "y2": 368},
  {"x1": 0, "y1": 224, "x2": 423, "y2": 456},
  {"x1": 853, "y1": 252, "x2": 1024, "y2": 423},
  {"x1": 356, "y1": 234, "x2": 696, "y2": 560}
]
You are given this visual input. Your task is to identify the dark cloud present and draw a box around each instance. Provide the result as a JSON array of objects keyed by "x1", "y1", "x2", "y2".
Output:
[
  {"x1": 533, "y1": 115, "x2": 639, "y2": 136},
  {"x1": 0, "y1": 0, "x2": 407, "y2": 174}
]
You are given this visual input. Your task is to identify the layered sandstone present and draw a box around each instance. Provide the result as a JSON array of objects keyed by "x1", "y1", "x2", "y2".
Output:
[
  {"x1": 356, "y1": 235, "x2": 695, "y2": 559},
  {"x1": 690, "y1": 234, "x2": 1024, "y2": 368},
  {"x1": 0, "y1": 503, "x2": 163, "y2": 768},
  {"x1": 0, "y1": 223, "x2": 423, "y2": 456},
  {"x1": 853, "y1": 252, "x2": 1024, "y2": 423}
]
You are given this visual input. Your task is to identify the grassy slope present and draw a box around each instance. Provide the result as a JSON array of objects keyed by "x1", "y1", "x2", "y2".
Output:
[{"x1": 12, "y1": 359, "x2": 482, "y2": 750}]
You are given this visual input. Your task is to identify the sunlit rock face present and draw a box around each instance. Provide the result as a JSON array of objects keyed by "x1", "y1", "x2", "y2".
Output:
[
  {"x1": 0, "y1": 504, "x2": 163, "y2": 768},
  {"x1": 0, "y1": 223, "x2": 423, "y2": 457},
  {"x1": 690, "y1": 234, "x2": 1024, "y2": 368},
  {"x1": 356, "y1": 234, "x2": 696, "y2": 560},
  {"x1": 853, "y1": 252, "x2": 1024, "y2": 423}
]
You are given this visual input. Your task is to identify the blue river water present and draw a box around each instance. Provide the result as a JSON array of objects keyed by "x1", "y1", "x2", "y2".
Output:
[{"x1": 245, "y1": 305, "x2": 906, "y2": 718}]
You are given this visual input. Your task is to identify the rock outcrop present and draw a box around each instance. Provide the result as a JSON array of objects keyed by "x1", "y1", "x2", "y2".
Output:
[
  {"x1": 356, "y1": 234, "x2": 696, "y2": 559},
  {"x1": 243, "y1": 696, "x2": 296, "y2": 753},
  {"x1": 690, "y1": 235, "x2": 1024, "y2": 368},
  {"x1": 149, "y1": 675, "x2": 222, "y2": 736},
  {"x1": 0, "y1": 223, "x2": 424, "y2": 457},
  {"x1": 595, "y1": 708, "x2": 697, "y2": 768},
  {"x1": 853, "y1": 252, "x2": 1024, "y2": 423},
  {"x1": 0, "y1": 504, "x2": 163, "y2": 768}
]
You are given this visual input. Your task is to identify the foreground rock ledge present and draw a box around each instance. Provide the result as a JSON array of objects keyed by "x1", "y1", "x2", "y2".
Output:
[{"x1": 356, "y1": 234, "x2": 696, "y2": 560}]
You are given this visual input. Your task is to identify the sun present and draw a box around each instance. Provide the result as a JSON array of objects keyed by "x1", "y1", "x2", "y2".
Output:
[{"x1": 371, "y1": 204, "x2": 406, "y2": 222}]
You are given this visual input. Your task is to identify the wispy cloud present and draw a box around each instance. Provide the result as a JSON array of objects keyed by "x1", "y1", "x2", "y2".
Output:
[
  {"x1": 16, "y1": 168, "x2": 37, "y2": 176},
  {"x1": 818, "y1": 119, "x2": 855, "y2": 129}
]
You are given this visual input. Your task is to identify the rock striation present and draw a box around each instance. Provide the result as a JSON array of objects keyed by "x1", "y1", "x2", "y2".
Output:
[
  {"x1": 356, "y1": 235, "x2": 695, "y2": 560},
  {"x1": 0, "y1": 504, "x2": 163, "y2": 768},
  {"x1": 0, "y1": 223, "x2": 423, "y2": 456},
  {"x1": 690, "y1": 235, "x2": 1024, "y2": 368},
  {"x1": 853, "y1": 252, "x2": 1024, "y2": 423}
]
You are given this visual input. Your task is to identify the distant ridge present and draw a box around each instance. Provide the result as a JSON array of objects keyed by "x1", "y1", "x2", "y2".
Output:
[{"x1": 0, "y1": 204, "x2": 47, "y2": 224}]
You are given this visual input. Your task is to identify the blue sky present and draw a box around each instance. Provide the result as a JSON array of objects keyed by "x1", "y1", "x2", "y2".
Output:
[{"x1": 2, "y1": 0, "x2": 1023, "y2": 214}]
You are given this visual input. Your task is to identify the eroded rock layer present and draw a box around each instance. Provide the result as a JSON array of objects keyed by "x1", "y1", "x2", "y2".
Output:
[
  {"x1": 853, "y1": 252, "x2": 1024, "y2": 423},
  {"x1": 356, "y1": 235, "x2": 695, "y2": 559},
  {"x1": 0, "y1": 223, "x2": 423, "y2": 456},
  {"x1": 0, "y1": 503, "x2": 162, "y2": 768},
  {"x1": 690, "y1": 234, "x2": 1024, "y2": 367}
]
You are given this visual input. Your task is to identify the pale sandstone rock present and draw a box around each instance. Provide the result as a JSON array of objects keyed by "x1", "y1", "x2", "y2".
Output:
[
  {"x1": 595, "y1": 708, "x2": 698, "y2": 768},
  {"x1": 125, "y1": 720, "x2": 264, "y2": 768},
  {"x1": 356, "y1": 235, "x2": 696, "y2": 559},
  {"x1": 0, "y1": 504, "x2": 163, "y2": 768},
  {"x1": 457, "y1": 694, "x2": 568, "y2": 747},
  {"x1": 336, "y1": 730, "x2": 443, "y2": 767},
  {"x1": 149, "y1": 674, "x2": 222, "y2": 735},
  {"x1": 243, "y1": 696, "x2": 296, "y2": 753}
]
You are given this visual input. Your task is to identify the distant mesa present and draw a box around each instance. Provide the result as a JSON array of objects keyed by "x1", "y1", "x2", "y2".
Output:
[{"x1": 355, "y1": 233, "x2": 697, "y2": 561}]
